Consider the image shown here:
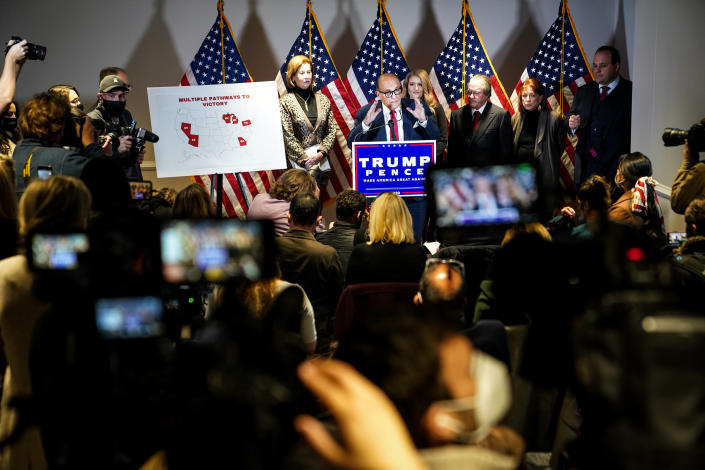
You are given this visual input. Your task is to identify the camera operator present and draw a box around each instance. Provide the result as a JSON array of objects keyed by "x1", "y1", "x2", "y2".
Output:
[
  {"x1": 87, "y1": 74, "x2": 145, "y2": 180},
  {"x1": 12, "y1": 92, "x2": 105, "y2": 197},
  {"x1": 0, "y1": 39, "x2": 27, "y2": 122},
  {"x1": 670, "y1": 118, "x2": 705, "y2": 214}
]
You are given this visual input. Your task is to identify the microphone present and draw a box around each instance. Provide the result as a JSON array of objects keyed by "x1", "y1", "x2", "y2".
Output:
[{"x1": 387, "y1": 118, "x2": 398, "y2": 141}]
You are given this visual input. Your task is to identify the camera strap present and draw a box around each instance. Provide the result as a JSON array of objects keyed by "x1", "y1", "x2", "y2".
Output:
[{"x1": 22, "y1": 146, "x2": 42, "y2": 186}]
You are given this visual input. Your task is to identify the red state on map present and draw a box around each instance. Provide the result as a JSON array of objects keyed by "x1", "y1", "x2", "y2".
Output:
[
  {"x1": 189, "y1": 135, "x2": 199, "y2": 147},
  {"x1": 181, "y1": 122, "x2": 199, "y2": 147},
  {"x1": 242, "y1": 120, "x2": 251, "y2": 126},
  {"x1": 238, "y1": 137, "x2": 247, "y2": 146}
]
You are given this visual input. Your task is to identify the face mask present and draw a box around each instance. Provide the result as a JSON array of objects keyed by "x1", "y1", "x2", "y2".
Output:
[
  {"x1": 75, "y1": 103, "x2": 85, "y2": 112},
  {"x1": 433, "y1": 350, "x2": 512, "y2": 444},
  {"x1": 1, "y1": 117, "x2": 17, "y2": 131},
  {"x1": 102, "y1": 99, "x2": 126, "y2": 117}
]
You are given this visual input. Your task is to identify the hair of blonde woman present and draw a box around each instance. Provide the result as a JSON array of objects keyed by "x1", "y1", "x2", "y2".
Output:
[
  {"x1": 172, "y1": 183, "x2": 214, "y2": 219},
  {"x1": 403, "y1": 69, "x2": 439, "y2": 109},
  {"x1": 500, "y1": 222, "x2": 552, "y2": 247},
  {"x1": 19, "y1": 175, "x2": 91, "y2": 237},
  {"x1": 0, "y1": 158, "x2": 17, "y2": 220},
  {"x1": 286, "y1": 55, "x2": 313, "y2": 90},
  {"x1": 368, "y1": 192, "x2": 416, "y2": 244}
]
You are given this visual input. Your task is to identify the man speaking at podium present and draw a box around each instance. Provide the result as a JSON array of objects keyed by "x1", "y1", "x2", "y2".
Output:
[{"x1": 347, "y1": 73, "x2": 440, "y2": 241}]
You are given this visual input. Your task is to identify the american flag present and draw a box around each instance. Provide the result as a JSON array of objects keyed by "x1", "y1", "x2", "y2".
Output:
[
  {"x1": 509, "y1": 0, "x2": 594, "y2": 195},
  {"x1": 181, "y1": 0, "x2": 280, "y2": 218},
  {"x1": 344, "y1": 1, "x2": 410, "y2": 109},
  {"x1": 275, "y1": 0, "x2": 355, "y2": 202},
  {"x1": 429, "y1": 0, "x2": 513, "y2": 119}
]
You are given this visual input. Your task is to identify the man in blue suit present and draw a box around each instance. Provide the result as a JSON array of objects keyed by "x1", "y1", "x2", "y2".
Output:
[
  {"x1": 347, "y1": 73, "x2": 440, "y2": 146},
  {"x1": 347, "y1": 73, "x2": 440, "y2": 242}
]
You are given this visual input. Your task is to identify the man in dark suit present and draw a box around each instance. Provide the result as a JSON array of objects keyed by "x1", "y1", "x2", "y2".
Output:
[
  {"x1": 447, "y1": 74, "x2": 513, "y2": 165},
  {"x1": 316, "y1": 189, "x2": 366, "y2": 276},
  {"x1": 347, "y1": 73, "x2": 440, "y2": 146},
  {"x1": 347, "y1": 73, "x2": 440, "y2": 242},
  {"x1": 566, "y1": 45, "x2": 632, "y2": 185},
  {"x1": 276, "y1": 192, "x2": 343, "y2": 351}
]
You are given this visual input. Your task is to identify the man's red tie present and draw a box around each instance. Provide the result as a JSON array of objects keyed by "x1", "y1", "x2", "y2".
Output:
[
  {"x1": 473, "y1": 110, "x2": 480, "y2": 131},
  {"x1": 600, "y1": 85, "x2": 609, "y2": 102},
  {"x1": 392, "y1": 113, "x2": 400, "y2": 141}
]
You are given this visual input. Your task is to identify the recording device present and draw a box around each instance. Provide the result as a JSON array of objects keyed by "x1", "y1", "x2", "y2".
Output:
[
  {"x1": 161, "y1": 219, "x2": 275, "y2": 284},
  {"x1": 662, "y1": 120, "x2": 705, "y2": 152},
  {"x1": 123, "y1": 120, "x2": 159, "y2": 154},
  {"x1": 27, "y1": 233, "x2": 89, "y2": 271},
  {"x1": 129, "y1": 180, "x2": 152, "y2": 200},
  {"x1": 37, "y1": 165, "x2": 53, "y2": 180},
  {"x1": 5, "y1": 36, "x2": 46, "y2": 61},
  {"x1": 667, "y1": 231, "x2": 687, "y2": 247},
  {"x1": 95, "y1": 296, "x2": 164, "y2": 339}
]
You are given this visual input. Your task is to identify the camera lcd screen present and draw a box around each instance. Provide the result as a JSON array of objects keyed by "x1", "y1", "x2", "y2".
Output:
[
  {"x1": 95, "y1": 296, "x2": 164, "y2": 339},
  {"x1": 667, "y1": 231, "x2": 687, "y2": 247},
  {"x1": 428, "y1": 163, "x2": 539, "y2": 228},
  {"x1": 37, "y1": 165, "x2": 53, "y2": 180},
  {"x1": 30, "y1": 233, "x2": 89, "y2": 270},
  {"x1": 161, "y1": 219, "x2": 271, "y2": 283},
  {"x1": 129, "y1": 181, "x2": 152, "y2": 200}
]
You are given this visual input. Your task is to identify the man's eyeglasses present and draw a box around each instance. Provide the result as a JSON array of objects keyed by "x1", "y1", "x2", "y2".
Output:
[
  {"x1": 378, "y1": 87, "x2": 402, "y2": 99},
  {"x1": 424, "y1": 258, "x2": 465, "y2": 277}
]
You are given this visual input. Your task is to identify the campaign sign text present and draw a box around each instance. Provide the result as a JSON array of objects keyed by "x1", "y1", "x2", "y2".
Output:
[{"x1": 352, "y1": 141, "x2": 435, "y2": 197}]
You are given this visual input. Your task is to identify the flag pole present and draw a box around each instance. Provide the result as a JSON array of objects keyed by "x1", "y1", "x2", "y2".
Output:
[
  {"x1": 461, "y1": 0, "x2": 467, "y2": 104},
  {"x1": 214, "y1": 0, "x2": 227, "y2": 217},
  {"x1": 307, "y1": 0, "x2": 313, "y2": 83},
  {"x1": 379, "y1": 0, "x2": 384, "y2": 74},
  {"x1": 559, "y1": 0, "x2": 566, "y2": 118}
]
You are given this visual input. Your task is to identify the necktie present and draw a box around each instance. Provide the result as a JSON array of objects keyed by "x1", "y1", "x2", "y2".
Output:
[
  {"x1": 473, "y1": 110, "x2": 480, "y2": 131},
  {"x1": 389, "y1": 111, "x2": 400, "y2": 141},
  {"x1": 600, "y1": 85, "x2": 609, "y2": 102}
]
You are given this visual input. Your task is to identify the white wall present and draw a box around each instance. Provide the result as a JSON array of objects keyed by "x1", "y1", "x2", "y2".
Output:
[{"x1": 3, "y1": 0, "x2": 702, "y2": 229}]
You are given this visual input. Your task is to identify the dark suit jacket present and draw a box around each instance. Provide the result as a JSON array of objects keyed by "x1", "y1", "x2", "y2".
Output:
[
  {"x1": 447, "y1": 102, "x2": 513, "y2": 165},
  {"x1": 566, "y1": 77, "x2": 632, "y2": 184},
  {"x1": 511, "y1": 109, "x2": 565, "y2": 191},
  {"x1": 347, "y1": 98, "x2": 440, "y2": 147}
]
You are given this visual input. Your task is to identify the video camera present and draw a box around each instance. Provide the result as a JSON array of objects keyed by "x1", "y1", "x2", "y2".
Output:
[
  {"x1": 5, "y1": 36, "x2": 46, "y2": 61},
  {"x1": 122, "y1": 120, "x2": 159, "y2": 154},
  {"x1": 662, "y1": 119, "x2": 705, "y2": 152}
]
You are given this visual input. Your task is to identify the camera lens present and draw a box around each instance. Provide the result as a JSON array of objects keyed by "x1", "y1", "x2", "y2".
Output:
[{"x1": 662, "y1": 128, "x2": 688, "y2": 147}]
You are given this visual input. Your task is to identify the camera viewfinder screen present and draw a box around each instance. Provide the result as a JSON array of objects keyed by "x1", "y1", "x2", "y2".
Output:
[
  {"x1": 95, "y1": 296, "x2": 164, "y2": 339},
  {"x1": 430, "y1": 164, "x2": 538, "y2": 227},
  {"x1": 161, "y1": 219, "x2": 266, "y2": 283},
  {"x1": 129, "y1": 181, "x2": 152, "y2": 200},
  {"x1": 31, "y1": 233, "x2": 89, "y2": 270}
]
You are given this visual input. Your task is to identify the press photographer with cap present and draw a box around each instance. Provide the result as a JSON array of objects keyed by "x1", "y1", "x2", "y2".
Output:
[{"x1": 88, "y1": 73, "x2": 145, "y2": 180}]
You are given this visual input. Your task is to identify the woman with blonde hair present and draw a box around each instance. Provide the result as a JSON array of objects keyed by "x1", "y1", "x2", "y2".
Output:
[
  {"x1": 346, "y1": 192, "x2": 427, "y2": 285},
  {"x1": 172, "y1": 183, "x2": 215, "y2": 219},
  {"x1": 0, "y1": 175, "x2": 91, "y2": 469},
  {"x1": 403, "y1": 69, "x2": 448, "y2": 160},
  {"x1": 279, "y1": 55, "x2": 338, "y2": 187}
]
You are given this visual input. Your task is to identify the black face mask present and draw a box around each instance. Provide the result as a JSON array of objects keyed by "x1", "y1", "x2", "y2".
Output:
[
  {"x1": 75, "y1": 103, "x2": 85, "y2": 112},
  {"x1": 1, "y1": 117, "x2": 17, "y2": 132},
  {"x1": 102, "y1": 99, "x2": 126, "y2": 117}
]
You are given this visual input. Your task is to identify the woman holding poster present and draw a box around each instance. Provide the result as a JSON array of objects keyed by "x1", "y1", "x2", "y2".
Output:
[{"x1": 279, "y1": 55, "x2": 338, "y2": 188}]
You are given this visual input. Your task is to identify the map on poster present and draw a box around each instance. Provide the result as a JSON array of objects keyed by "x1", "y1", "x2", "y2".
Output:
[{"x1": 147, "y1": 81, "x2": 286, "y2": 178}]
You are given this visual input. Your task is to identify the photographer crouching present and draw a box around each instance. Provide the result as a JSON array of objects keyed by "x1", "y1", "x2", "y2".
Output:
[
  {"x1": 667, "y1": 117, "x2": 705, "y2": 214},
  {"x1": 88, "y1": 73, "x2": 152, "y2": 180}
]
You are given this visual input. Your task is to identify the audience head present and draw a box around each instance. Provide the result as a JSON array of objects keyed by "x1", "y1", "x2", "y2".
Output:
[
  {"x1": 19, "y1": 176, "x2": 91, "y2": 237},
  {"x1": 578, "y1": 175, "x2": 611, "y2": 218},
  {"x1": 286, "y1": 55, "x2": 313, "y2": 90},
  {"x1": 80, "y1": 156, "x2": 131, "y2": 212},
  {"x1": 368, "y1": 192, "x2": 415, "y2": 244},
  {"x1": 172, "y1": 183, "x2": 214, "y2": 219},
  {"x1": 615, "y1": 152, "x2": 652, "y2": 190},
  {"x1": 48, "y1": 84, "x2": 82, "y2": 110},
  {"x1": 269, "y1": 168, "x2": 317, "y2": 202},
  {"x1": 1, "y1": 101, "x2": 20, "y2": 147},
  {"x1": 416, "y1": 258, "x2": 467, "y2": 318},
  {"x1": 99, "y1": 66, "x2": 130, "y2": 89},
  {"x1": 518, "y1": 78, "x2": 545, "y2": 113},
  {"x1": 685, "y1": 198, "x2": 705, "y2": 238},
  {"x1": 335, "y1": 189, "x2": 366, "y2": 226},
  {"x1": 501, "y1": 221, "x2": 552, "y2": 246},
  {"x1": 467, "y1": 75, "x2": 491, "y2": 109},
  {"x1": 19, "y1": 92, "x2": 70, "y2": 144},
  {"x1": 403, "y1": 69, "x2": 438, "y2": 108},
  {"x1": 288, "y1": 192, "x2": 320, "y2": 229},
  {"x1": 0, "y1": 158, "x2": 17, "y2": 220}
]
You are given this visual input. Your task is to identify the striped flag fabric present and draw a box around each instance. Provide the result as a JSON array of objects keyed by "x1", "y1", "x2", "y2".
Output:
[
  {"x1": 429, "y1": 0, "x2": 513, "y2": 119},
  {"x1": 343, "y1": 0, "x2": 410, "y2": 110},
  {"x1": 509, "y1": 0, "x2": 594, "y2": 195},
  {"x1": 180, "y1": 0, "x2": 280, "y2": 218},
  {"x1": 275, "y1": 0, "x2": 356, "y2": 202}
]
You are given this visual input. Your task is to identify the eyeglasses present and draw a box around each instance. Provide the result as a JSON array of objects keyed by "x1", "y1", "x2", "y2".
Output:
[
  {"x1": 424, "y1": 258, "x2": 465, "y2": 277},
  {"x1": 378, "y1": 87, "x2": 402, "y2": 98}
]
